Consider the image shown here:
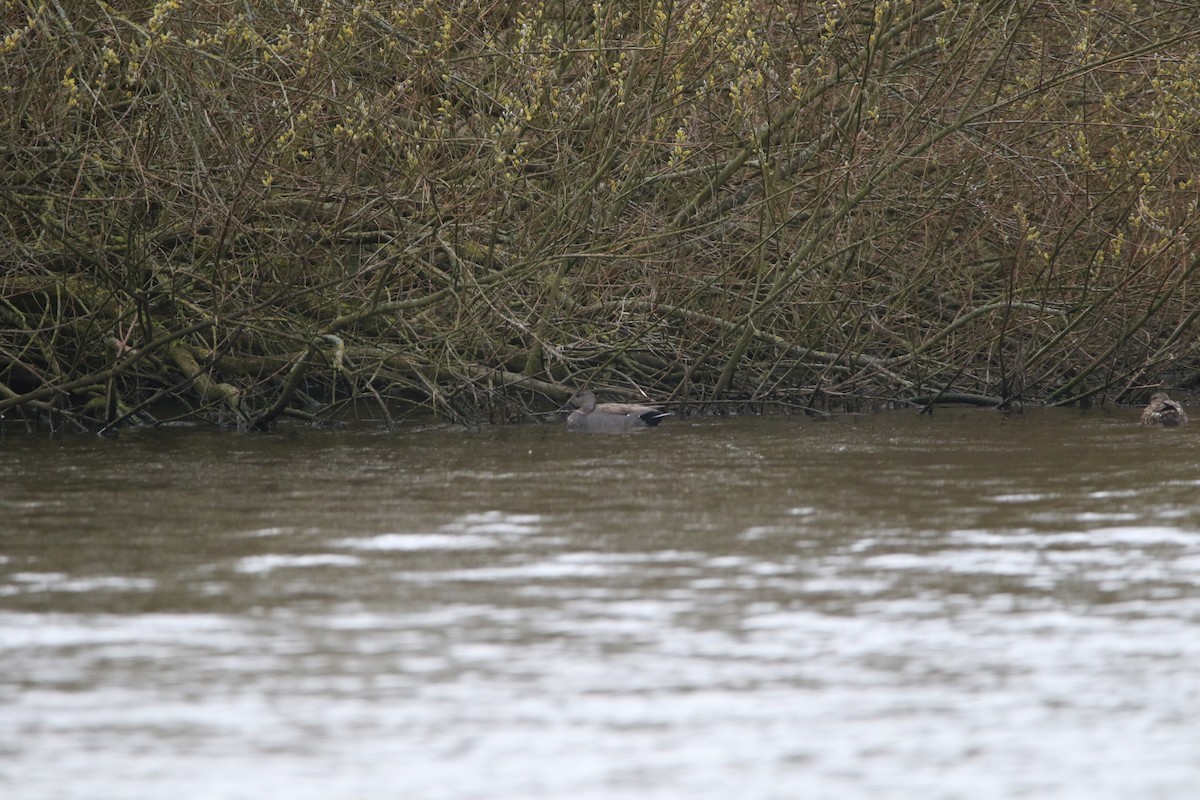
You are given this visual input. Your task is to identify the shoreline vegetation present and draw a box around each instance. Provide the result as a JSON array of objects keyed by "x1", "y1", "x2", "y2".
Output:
[{"x1": 2, "y1": 1, "x2": 1199, "y2": 432}]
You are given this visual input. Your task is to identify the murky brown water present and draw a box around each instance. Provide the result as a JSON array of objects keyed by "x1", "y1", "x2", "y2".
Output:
[{"x1": 2, "y1": 408, "x2": 1199, "y2": 799}]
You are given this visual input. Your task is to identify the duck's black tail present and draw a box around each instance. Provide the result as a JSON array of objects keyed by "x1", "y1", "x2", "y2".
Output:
[{"x1": 639, "y1": 410, "x2": 672, "y2": 427}]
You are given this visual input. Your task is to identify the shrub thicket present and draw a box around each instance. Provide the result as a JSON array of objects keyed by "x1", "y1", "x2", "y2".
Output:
[{"x1": 2, "y1": 0, "x2": 1199, "y2": 429}]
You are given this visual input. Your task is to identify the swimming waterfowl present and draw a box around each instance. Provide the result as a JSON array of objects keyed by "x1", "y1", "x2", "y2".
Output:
[
  {"x1": 564, "y1": 389, "x2": 670, "y2": 432},
  {"x1": 1140, "y1": 391, "x2": 1188, "y2": 427}
]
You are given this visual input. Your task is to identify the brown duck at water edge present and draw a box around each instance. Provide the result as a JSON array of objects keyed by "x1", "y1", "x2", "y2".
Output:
[
  {"x1": 564, "y1": 389, "x2": 671, "y2": 432},
  {"x1": 1140, "y1": 392, "x2": 1189, "y2": 427}
]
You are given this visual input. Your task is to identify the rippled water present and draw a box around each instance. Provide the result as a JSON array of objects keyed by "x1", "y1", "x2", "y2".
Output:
[{"x1": 2, "y1": 408, "x2": 1199, "y2": 799}]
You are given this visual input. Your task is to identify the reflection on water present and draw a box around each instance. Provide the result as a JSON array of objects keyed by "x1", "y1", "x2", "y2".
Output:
[{"x1": 2, "y1": 409, "x2": 1199, "y2": 799}]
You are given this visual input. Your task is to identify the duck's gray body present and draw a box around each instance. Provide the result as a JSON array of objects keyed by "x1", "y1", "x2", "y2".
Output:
[
  {"x1": 565, "y1": 390, "x2": 670, "y2": 432},
  {"x1": 1141, "y1": 392, "x2": 1188, "y2": 427}
]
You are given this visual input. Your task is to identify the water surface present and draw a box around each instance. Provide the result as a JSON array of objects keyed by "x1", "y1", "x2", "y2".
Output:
[{"x1": 2, "y1": 408, "x2": 1199, "y2": 799}]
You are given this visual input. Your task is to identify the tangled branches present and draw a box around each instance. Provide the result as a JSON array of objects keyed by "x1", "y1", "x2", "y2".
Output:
[{"x1": 3, "y1": 1, "x2": 1199, "y2": 430}]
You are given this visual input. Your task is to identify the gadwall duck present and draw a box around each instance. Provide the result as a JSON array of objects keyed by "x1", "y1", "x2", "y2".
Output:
[
  {"x1": 1141, "y1": 392, "x2": 1188, "y2": 427},
  {"x1": 565, "y1": 389, "x2": 670, "y2": 432}
]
